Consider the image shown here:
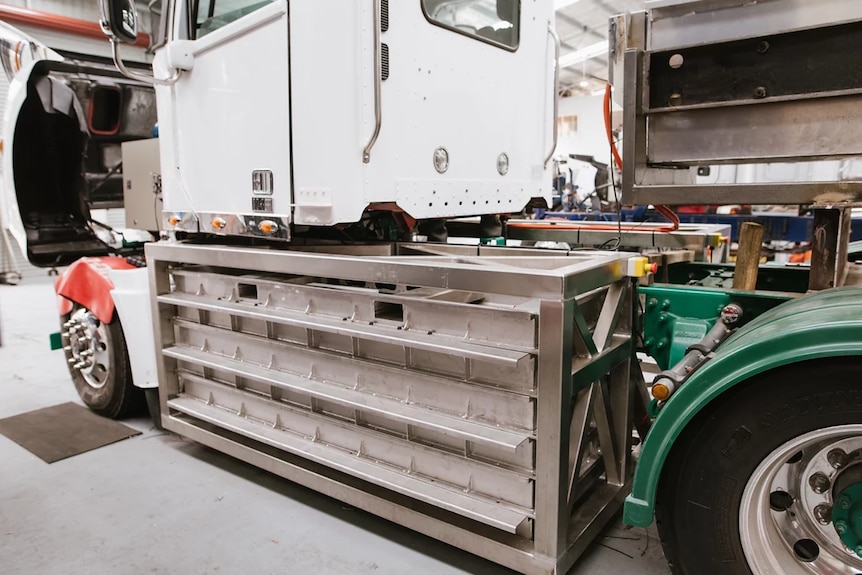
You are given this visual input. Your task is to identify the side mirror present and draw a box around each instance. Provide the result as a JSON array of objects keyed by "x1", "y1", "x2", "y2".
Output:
[{"x1": 99, "y1": 0, "x2": 139, "y2": 44}]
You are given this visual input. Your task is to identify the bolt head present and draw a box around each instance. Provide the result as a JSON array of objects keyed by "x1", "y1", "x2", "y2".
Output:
[
  {"x1": 814, "y1": 504, "x2": 832, "y2": 525},
  {"x1": 720, "y1": 305, "x2": 742, "y2": 325},
  {"x1": 810, "y1": 472, "x2": 831, "y2": 494},
  {"x1": 828, "y1": 449, "x2": 849, "y2": 470},
  {"x1": 836, "y1": 520, "x2": 849, "y2": 534},
  {"x1": 855, "y1": 545, "x2": 862, "y2": 559}
]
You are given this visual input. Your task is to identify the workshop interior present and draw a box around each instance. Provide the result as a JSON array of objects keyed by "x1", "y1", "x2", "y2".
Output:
[{"x1": 1, "y1": 1, "x2": 861, "y2": 574}]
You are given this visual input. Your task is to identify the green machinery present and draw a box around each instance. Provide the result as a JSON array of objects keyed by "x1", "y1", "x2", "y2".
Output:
[{"x1": 600, "y1": 1, "x2": 862, "y2": 573}]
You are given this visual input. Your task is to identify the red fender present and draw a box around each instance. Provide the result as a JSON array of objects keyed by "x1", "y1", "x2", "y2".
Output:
[{"x1": 55, "y1": 257, "x2": 136, "y2": 323}]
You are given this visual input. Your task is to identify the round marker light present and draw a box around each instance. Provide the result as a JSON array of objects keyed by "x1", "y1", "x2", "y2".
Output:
[
  {"x1": 652, "y1": 380, "x2": 675, "y2": 401},
  {"x1": 167, "y1": 214, "x2": 181, "y2": 226},
  {"x1": 497, "y1": 153, "x2": 509, "y2": 176},
  {"x1": 211, "y1": 217, "x2": 227, "y2": 230},
  {"x1": 258, "y1": 220, "x2": 278, "y2": 234},
  {"x1": 433, "y1": 147, "x2": 449, "y2": 174}
]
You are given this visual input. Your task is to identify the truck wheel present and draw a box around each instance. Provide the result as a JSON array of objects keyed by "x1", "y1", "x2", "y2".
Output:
[
  {"x1": 61, "y1": 305, "x2": 142, "y2": 419},
  {"x1": 656, "y1": 358, "x2": 862, "y2": 575}
]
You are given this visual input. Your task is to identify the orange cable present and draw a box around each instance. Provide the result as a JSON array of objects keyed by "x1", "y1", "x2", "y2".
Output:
[{"x1": 604, "y1": 83, "x2": 679, "y2": 232}]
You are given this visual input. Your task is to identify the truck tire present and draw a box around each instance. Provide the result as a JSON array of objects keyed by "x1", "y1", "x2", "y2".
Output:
[
  {"x1": 656, "y1": 358, "x2": 862, "y2": 575},
  {"x1": 61, "y1": 305, "x2": 142, "y2": 419}
]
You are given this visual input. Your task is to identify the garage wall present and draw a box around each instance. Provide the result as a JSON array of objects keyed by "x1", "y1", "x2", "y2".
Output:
[
  {"x1": 0, "y1": 0, "x2": 156, "y2": 62},
  {"x1": 556, "y1": 94, "x2": 622, "y2": 168}
]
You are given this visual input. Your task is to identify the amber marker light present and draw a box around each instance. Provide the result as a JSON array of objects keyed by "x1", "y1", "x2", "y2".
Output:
[
  {"x1": 652, "y1": 381, "x2": 675, "y2": 401},
  {"x1": 258, "y1": 220, "x2": 278, "y2": 234}
]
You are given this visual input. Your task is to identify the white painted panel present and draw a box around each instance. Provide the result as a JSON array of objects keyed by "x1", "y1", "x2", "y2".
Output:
[
  {"x1": 162, "y1": 2, "x2": 291, "y2": 221},
  {"x1": 290, "y1": 0, "x2": 555, "y2": 226}
]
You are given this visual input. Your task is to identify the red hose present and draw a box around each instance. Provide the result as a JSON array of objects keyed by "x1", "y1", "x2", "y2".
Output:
[{"x1": 509, "y1": 220, "x2": 677, "y2": 232}]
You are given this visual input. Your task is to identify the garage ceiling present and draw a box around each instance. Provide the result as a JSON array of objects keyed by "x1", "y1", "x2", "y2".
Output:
[{"x1": 555, "y1": 0, "x2": 645, "y2": 95}]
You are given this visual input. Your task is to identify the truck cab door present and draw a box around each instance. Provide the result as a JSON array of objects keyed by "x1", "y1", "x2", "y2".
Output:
[{"x1": 158, "y1": 0, "x2": 291, "y2": 238}]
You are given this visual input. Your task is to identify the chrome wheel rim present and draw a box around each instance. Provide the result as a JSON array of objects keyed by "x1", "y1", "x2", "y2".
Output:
[
  {"x1": 63, "y1": 309, "x2": 111, "y2": 389},
  {"x1": 740, "y1": 425, "x2": 862, "y2": 574}
]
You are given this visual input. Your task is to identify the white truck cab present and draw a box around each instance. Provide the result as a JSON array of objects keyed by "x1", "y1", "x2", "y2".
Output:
[{"x1": 110, "y1": 0, "x2": 557, "y2": 239}]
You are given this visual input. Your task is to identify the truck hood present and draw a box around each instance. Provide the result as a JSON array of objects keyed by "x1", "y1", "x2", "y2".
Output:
[
  {"x1": 0, "y1": 24, "x2": 156, "y2": 267},
  {"x1": 0, "y1": 21, "x2": 63, "y2": 262}
]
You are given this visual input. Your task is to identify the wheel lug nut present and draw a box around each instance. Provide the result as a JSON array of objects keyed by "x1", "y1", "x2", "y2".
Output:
[
  {"x1": 837, "y1": 495, "x2": 851, "y2": 510},
  {"x1": 814, "y1": 504, "x2": 832, "y2": 525},
  {"x1": 809, "y1": 472, "x2": 831, "y2": 494},
  {"x1": 828, "y1": 449, "x2": 849, "y2": 470},
  {"x1": 856, "y1": 545, "x2": 862, "y2": 558}
]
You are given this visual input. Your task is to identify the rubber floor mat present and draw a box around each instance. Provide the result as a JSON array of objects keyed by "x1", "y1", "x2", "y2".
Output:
[{"x1": 0, "y1": 402, "x2": 140, "y2": 463}]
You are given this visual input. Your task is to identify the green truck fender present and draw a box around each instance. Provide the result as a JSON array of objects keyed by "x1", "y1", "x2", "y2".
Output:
[{"x1": 624, "y1": 286, "x2": 862, "y2": 527}]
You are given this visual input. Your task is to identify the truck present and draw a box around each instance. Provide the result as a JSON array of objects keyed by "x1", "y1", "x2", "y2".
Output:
[{"x1": 4, "y1": 0, "x2": 862, "y2": 574}]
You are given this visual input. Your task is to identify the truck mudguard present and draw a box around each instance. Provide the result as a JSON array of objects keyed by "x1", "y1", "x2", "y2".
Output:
[
  {"x1": 55, "y1": 256, "x2": 136, "y2": 322},
  {"x1": 624, "y1": 286, "x2": 862, "y2": 527}
]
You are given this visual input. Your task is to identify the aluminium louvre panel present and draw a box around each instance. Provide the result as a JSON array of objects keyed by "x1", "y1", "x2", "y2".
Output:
[{"x1": 148, "y1": 241, "x2": 637, "y2": 574}]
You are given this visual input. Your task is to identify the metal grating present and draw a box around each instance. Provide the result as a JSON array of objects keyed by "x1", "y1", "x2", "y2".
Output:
[{"x1": 147, "y1": 241, "x2": 642, "y2": 575}]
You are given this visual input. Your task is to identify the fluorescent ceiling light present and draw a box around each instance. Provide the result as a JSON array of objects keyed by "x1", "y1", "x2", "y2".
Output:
[
  {"x1": 555, "y1": 0, "x2": 585, "y2": 9},
  {"x1": 559, "y1": 40, "x2": 608, "y2": 69}
]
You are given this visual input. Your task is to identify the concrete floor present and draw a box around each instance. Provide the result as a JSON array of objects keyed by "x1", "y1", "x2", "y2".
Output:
[{"x1": 0, "y1": 275, "x2": 671, "y2": 575}]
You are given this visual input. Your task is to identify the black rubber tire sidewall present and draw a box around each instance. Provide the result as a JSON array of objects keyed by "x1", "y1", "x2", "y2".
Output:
[
  {"x1": 656, "y1": 357, "x2": 862, "y2": 575},
  {"x1": 62, "y1": 308, "x2": 141, "y2": 419}
]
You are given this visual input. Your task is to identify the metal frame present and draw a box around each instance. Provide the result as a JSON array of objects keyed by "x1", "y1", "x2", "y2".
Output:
[
  {"x1": 504, "y1": 219, "x2": 729, "y2": 261},
  {"x1": 147, "y1": 241, "x2": 642, "y2": 575},
  {"x1": 544, "y1": 23, "x2": 561, "y2": 167},
  {"x1": 0, "y1": 227, "x2": 22, "y2": 285},
  {"x1": 620, "y1": 3, "x2": 862, "y2": 207},
  {"x1": 362, "y1": 0, "x2": 382, "y2": 164}
]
